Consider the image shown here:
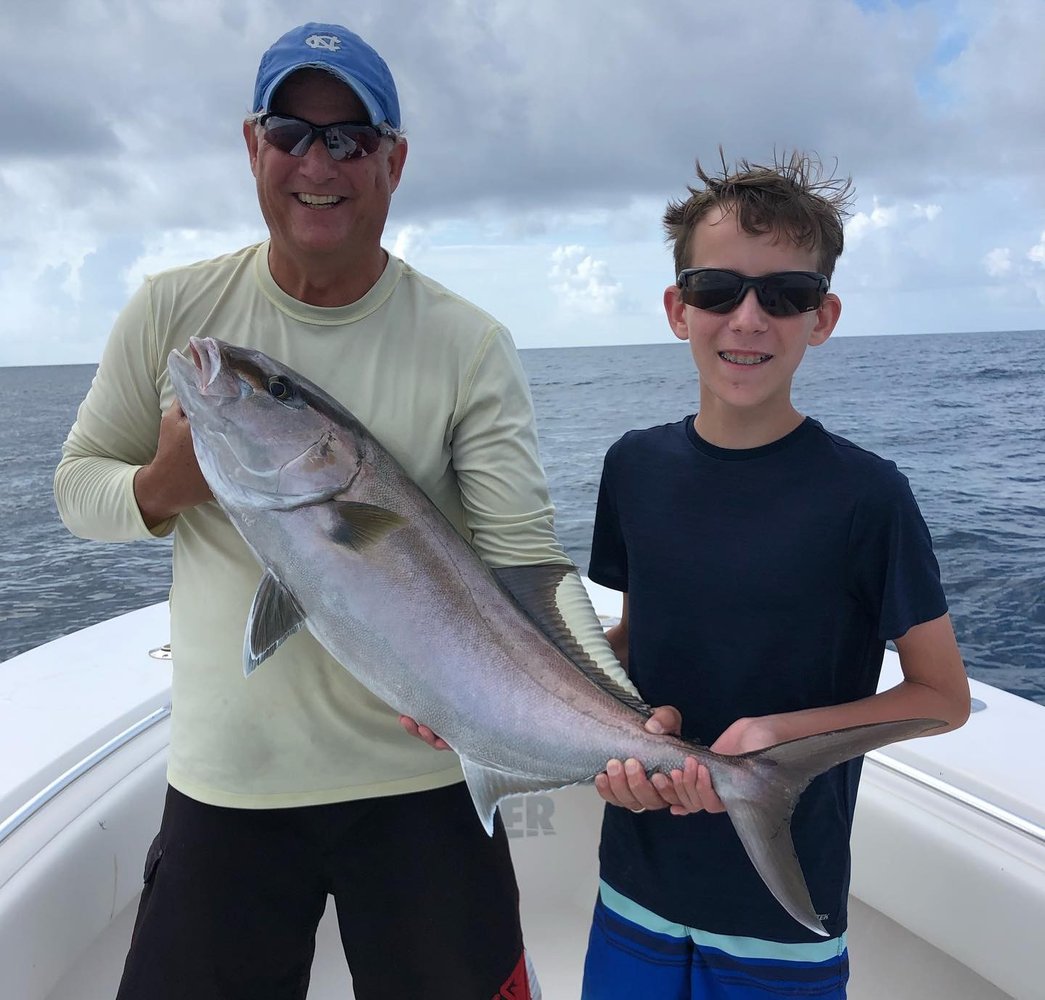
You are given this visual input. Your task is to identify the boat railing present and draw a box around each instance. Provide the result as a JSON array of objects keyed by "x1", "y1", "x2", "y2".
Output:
[{"x1": 0, "y1": 705, "x2": 171, "y2": 847}]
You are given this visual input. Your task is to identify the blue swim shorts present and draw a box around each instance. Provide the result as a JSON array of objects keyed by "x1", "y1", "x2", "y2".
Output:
[{"x1": 581, "y1": 880, "x2": 849, "y2": 999}]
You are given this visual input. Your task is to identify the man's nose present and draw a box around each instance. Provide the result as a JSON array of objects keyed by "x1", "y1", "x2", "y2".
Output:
[{"x1": 297, "y1": 137, "x2": 339, "y2": 179}]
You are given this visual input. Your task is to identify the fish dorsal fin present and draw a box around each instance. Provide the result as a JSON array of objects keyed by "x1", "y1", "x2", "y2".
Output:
[
  {"x1": 244, "y1": 570, "x2": 306, "y2": 676},
  {"x1": 492, "y1": 564, "x2": 652, "y2": 716},
  {"x1": 329, "y1": 500, "x2": 407, "y2": 550},
  {"x1": 459, "y1": 756, "x2": 583, "y2": 835}
]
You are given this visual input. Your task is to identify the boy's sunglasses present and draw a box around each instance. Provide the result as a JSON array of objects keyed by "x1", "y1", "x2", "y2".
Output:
[
  {"x1": 677, "y1": 268, "x2": 829, "y2": 317},
  {"x1": 256, "y1": 113, "x2": 396, "y2": 161}
]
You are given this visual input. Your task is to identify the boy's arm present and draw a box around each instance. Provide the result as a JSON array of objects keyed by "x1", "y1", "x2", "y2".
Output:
[
  {"x1": 713, "y1": 611, "x2": 968, "y2": 754},
  {"x1": 611, "y1": 611, "x2": 970, "y2": 816}
]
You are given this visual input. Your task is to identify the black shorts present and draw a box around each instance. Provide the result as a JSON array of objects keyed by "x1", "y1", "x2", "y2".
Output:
[{"x1": 116, "y1": 782, "x2": 534, "y2": 1000}]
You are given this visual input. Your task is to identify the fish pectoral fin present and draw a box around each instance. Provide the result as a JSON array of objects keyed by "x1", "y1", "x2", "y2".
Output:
[
  {"x1": 243, "y1": 571, "x2": 307, "y2": 676},
  {"x1": 329, "y1": 500, "x2": 407, "y2": 550},
  {"x1": 492, "y1": 564, "x2": 653, "y2": 717},
  {"x1": 459, "y1": 757, "x2": 578, "y2": 836}
]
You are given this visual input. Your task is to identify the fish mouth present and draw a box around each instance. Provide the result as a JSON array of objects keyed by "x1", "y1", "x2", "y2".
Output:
[{"x1": 187, "y1": 336, "x2": 242, "y2": 399}]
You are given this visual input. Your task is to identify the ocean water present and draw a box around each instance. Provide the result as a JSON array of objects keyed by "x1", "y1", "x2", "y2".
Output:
[{"x1": 1, "y1": 330, "x2": 1043, "y2": 706}]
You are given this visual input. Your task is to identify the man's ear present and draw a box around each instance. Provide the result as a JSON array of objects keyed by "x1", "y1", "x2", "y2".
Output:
[
  {"x1": 664, "y1": 285, "x2": 689, "y2": 341},
  {"x1": 386, "y1": 137, "x2": 408, "y2": 194},
  {"x1": 809, "y1": 292, "x2": 841, "y2": 346},
  {"x1": 243, "y1": 119, "x2": 259, "y2": 177}
]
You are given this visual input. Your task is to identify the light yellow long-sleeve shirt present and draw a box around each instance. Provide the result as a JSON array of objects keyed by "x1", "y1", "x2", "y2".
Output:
[{"x1": 56, "y1": 243, "x2": 631, "y2": 808}]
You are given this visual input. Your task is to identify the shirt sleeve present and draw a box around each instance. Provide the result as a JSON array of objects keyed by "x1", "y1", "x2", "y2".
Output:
[
  {"x1": 450, "y1": 327, "x2": 638, "y2": 696},
  {"x1": 847, "y1": 466, "x2": 948, "y2": 640},
  {"x1": 588, "y1": 444, "x2": 629, "y2": 592},
  {"x1": 53, "y1": 278, "x2": 175, "y2": 541}
]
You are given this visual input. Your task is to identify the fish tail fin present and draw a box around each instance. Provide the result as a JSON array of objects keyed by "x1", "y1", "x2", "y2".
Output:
[{"x1": 698, "y1": 717, "x2": 944, "y2": 937}]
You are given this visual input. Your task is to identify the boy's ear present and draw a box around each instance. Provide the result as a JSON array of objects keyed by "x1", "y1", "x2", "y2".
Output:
[
  {"x1": 809, "y1": 292, "x2": 842, "y2": 346},
  {"x1": 664, "y1": 285, "x2": 689, "y2": 341}
]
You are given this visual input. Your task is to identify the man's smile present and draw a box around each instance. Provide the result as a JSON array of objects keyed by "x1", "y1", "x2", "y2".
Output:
[{"x1": 295, "y1": 193, "x2": 345, "y2": 207}]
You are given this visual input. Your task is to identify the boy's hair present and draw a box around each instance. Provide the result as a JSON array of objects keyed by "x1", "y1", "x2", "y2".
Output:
[{"x1": 664, "y1": 150, "x2": 854, "y2": 280}]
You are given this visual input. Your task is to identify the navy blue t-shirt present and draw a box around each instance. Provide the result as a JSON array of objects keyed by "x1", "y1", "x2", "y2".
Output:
[{"x1": 589, "y1": 416, "x2": 947, "y2": 942}]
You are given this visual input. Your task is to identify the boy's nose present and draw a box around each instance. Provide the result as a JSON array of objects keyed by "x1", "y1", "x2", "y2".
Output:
[{"x1": 729, "y1": 288, "x2": 770, "y2": 331}]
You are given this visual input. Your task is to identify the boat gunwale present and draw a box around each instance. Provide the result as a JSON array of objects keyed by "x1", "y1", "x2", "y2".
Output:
[{"x1": 0, "y1": 705, "x2": 171, "y2": 849}]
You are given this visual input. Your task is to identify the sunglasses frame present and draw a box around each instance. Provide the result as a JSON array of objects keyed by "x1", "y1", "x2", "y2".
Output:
[
  {"x1": 676, "y1": 267, "x2": 830, "y2": 317},
  {"x1": 256, "y1": 112, "x2": 397, "y2": 161}
]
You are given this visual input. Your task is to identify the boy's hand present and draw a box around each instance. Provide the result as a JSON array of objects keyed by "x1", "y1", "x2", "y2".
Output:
[
  {"x1": 398, "y1": 715, "x2": 451, "y2": 750},
  {"x1": 665, "y1": 716, "x2": 784, "y2": 816},
  {"x1": 594, "y1": 706, "x2": 723, "y2": 815}
]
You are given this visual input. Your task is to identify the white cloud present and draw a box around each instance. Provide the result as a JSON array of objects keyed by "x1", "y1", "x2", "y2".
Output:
[
  {"x1": 122, "y1": 227, "x2": 265, "y2": 296},
  {"x1": 390, "y1": 224, "x2": 429, "y2": 264},
  {"x1": 1027, "y1": 232, "x2": 1045, "y2": 266},
  {"x1": 845, "y1": 200, "x2": 899, "y2": 245},
  {"x1": 984, "y1": 247, "x2": 1012, "y2": 277},
  {"x1": 3, "y1": 1, "x2": 1045, "y2": 361},
  {"x1": 549, "y1": 246, "x2": 623, "y2": 316},
  {"x1": 912, "y1": 203, "x2": 942, "y2": 222}
]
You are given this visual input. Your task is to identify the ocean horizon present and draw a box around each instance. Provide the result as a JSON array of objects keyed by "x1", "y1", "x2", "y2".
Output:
[{"x1": 2, "y1": 328, "x2": 1043, "y2": 705}]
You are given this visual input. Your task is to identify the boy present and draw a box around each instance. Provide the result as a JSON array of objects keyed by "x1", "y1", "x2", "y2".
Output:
[{"x1": 583, "y1": 153, "x2": 970, "y2": 999}]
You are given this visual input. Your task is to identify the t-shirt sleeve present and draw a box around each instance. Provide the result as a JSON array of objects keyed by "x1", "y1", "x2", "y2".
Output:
[
  {"x1": 847, "y1": 465, "x2": 948, "y2": 640},
  {"x1": 588, "y1": 444, "x2": 629, "y2": 593}
]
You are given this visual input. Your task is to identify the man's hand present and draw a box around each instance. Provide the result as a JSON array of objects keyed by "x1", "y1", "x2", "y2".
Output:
[
  {"x1": 399, "y1": 715, "x2": 451, "y2": 750},
  {"x1": 134, "y1": 401, "x2": 213, "y2": 528}
]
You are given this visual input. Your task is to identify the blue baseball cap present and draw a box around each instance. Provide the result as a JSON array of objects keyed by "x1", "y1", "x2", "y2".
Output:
[{"x1": 252, "y1": 23, "x2": 401, "y2": 129}]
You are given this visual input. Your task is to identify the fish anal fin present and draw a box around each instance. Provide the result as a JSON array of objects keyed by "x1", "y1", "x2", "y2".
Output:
[
  {"x1": 244, "y1": 570, "x2": 306, "y2": 676},
  {"x1": 459, "y1": 756, "x2": 579, "y2": 836},
  {"x1": 492, "y1": 564, "x2": 653, "y2": 716},
  {"x1": 329, "y1": 500, "x2": 406, "y2": 550}
]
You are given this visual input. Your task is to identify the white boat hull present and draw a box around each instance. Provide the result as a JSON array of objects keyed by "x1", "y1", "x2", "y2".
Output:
[{"x1": 3, "y1": 591, "x2": 1041, "y2": 999}]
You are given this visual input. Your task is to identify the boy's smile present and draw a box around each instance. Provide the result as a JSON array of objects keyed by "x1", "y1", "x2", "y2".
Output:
[
  {"x1": 664, "y1": 205, "x2": 841, "y2": 448},
  {"x1": 719, "y1": 350, "x2": 773, "y2": 366}
]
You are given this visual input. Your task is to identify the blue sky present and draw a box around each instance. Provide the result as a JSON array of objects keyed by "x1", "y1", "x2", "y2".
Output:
[{"x1": 1, "y1": 0, "x2": 1043, "y2": 365}]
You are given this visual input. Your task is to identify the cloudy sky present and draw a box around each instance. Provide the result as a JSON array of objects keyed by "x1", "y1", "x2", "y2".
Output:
[{"x1": 2, "y1": 0, "x2": 1043, "y2": 366}]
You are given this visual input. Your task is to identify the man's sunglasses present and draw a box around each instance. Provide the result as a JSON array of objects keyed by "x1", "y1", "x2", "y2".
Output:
[
  {"x1": 256, "y1": 113, "x2": 396, "y2": 161},
  {"x1": 676, "y1": 268, "x2": 829, "y2": 317}
]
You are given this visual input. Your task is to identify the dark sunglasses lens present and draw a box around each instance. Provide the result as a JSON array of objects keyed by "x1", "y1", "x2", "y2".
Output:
[
  {"x1": 763, "y1": 275, "x2": 825, "y2": 315},
  {"x1": 324, "y1": 126, "x2": 381, "y2": 160},
  {"x1": 679, "y1": 271, "x2": 743, "y2": 312},
  {"x1": 680, "y1": 270, "x2": 825, "y2": 316},
  {"x1": 262, "y1": 117, "x2": 314, "y2": 156},
  {"x1": 261, "y1": 117, "x2": 383, "y2": 160}
]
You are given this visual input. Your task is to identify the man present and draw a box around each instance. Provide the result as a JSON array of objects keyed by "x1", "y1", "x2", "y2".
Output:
[{"x1": 56, "y1": 21, "x2": 648, "y2": 1000}]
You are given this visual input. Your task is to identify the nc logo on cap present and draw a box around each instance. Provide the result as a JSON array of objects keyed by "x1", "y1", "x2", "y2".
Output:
[{"x1": 305, "y1": 33, "x2": 342, "y2": 52}]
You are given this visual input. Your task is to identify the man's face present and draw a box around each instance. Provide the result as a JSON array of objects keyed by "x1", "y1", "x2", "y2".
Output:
[
  {"x1": 244, "y1": 69, "x2": 406, "y2": 269},
  {"x1": 664, "y1": 205, "x2": 840, "y2": 432}
]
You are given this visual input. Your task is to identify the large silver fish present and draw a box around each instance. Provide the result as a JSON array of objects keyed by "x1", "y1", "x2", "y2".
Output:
[{"x1": 168, "y1": 336, "x2": 940, "y2": 936}]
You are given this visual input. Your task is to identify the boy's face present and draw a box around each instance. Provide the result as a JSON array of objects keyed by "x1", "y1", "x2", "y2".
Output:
[{"x1": 664, "y1": 205, "x2": 841, "y2": 438}]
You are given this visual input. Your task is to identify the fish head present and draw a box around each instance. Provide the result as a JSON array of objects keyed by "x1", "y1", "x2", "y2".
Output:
[{"x1": 168, "y1": 336, "x2": 367, "y2": 511}]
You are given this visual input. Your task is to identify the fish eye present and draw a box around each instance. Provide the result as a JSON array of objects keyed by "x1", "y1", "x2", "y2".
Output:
[{"x1": 267, "y1": 376, "x2": 293, "y2": 401}]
